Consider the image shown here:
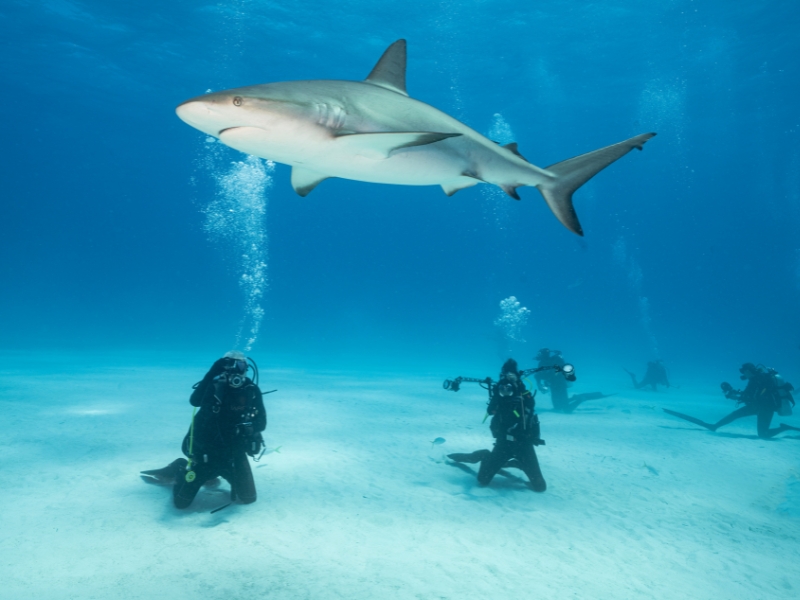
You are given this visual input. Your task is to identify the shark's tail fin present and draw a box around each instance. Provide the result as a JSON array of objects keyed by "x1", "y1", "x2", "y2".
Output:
[{"x1": 535, "y1": 133, "x2": 656, "y2": 236}]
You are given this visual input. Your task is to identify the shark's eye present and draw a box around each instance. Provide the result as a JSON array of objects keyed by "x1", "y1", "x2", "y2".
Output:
[{"x1": 233, "y1": 96, "x2": 243, "y2": 106}]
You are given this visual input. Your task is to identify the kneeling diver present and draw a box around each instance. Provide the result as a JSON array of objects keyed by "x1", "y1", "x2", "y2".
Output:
[
  {"x1": 534, "y1": 348, "x2": 607, "y2": 412},
  {"x1": 444, "y1": 359, "x2": 547, "y2": 492},
  {"x1": 141, "y1": 351, "x2": 271, "y2": 508},
  {"x1": 624, "y1": 359, "x2": 671, "y2": 391},
  {"x1": 663, "y1": 362, "x2": 798, "y2": 439}
]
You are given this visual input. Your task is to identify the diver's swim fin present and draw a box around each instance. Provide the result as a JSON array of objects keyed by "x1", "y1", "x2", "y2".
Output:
[
  {"x1": 140, "y1": 458, "x2": 187, "y2": 481},
  {"x1": 447, "y1": 450, "x2": 490, "y2": 464},
  {"x1": 662, "y1": 409, "x2": 716, "y2": 431},
  {"x1": 779, "y1": 423, "x2": 800, "y2": 432}
]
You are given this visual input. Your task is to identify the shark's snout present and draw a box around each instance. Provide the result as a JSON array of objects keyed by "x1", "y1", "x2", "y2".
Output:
[
  {"x1": 177, "y1": 95, "x2": 248, "y2": 137},
  {"x1": 175, "y1": 99, "x2": 214, "y2": 129}
]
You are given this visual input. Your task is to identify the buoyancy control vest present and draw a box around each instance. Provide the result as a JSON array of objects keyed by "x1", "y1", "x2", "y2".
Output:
[{"x1": 766, "y1": 368, "x2": 795, "y2": 417}]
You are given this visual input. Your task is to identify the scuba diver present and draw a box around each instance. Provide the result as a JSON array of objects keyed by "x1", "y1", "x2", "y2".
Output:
[
  {"x1": 534, "y1": 348, "x2": 607, "y2": 412},
  {"x1": 141, "y1": 351, "x2": 270, "y2": 508},
  {"x1": 663, "y1": 362, "x2": 799, "y2": 439},
  {"x1": 444, "y1": 358, "x2": 548, "y2": 492},
  {"x1": 624, "y1": 359, "x2": 671, "y2": 391}
]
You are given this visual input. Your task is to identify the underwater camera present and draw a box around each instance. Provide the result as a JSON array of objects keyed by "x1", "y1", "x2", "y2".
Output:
[
  {"x1": 520, "y1": 363, "x2": 577, "y2": 381},
  {"x1": 443, "y1": 378, "x2": 461, "y2": 392},
  {"x1": 443, "y1": 366, "x2": 575, "y2": 393},
  {"x1": 498, "y1": 383, "x2": 514, "y2": 397},
  {"x1": 219, "y1": 358, "x2": 249, "y2": 388},
  {"x1": 443, "y1": 376, "x2": 492, "y2": 392}
]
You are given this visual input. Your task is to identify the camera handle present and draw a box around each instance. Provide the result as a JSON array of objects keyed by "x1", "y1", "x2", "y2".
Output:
[
  {"x1": 442, "y1": 376, "x2": 493, "y2": 392},
  {"x1": 520, "y1": 364, "x2": 576, "y2": 382}
]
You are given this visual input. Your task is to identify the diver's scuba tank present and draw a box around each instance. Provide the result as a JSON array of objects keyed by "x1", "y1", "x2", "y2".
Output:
[{"x1": 767, "y1": 368, "x2": 795, "y2": 417}]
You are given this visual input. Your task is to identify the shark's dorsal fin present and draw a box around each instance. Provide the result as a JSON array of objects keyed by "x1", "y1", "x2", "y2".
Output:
[
  {"x1": 365, "y1": 40, "x2": 408, "y2": 96},
  {"x1": 503, "y1": 142, "x2": 529, "y2": 162},
  {"x1": 291, "y1": 166, "x2": 330, "y2": 196},
  {"x1": 335, "y1": 131, "x2": 460, "y2": 159}
]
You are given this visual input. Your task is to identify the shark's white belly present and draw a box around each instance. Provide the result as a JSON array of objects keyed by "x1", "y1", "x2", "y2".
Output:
[
  {"x1": 308, "y1": 147, "x2": 466, "y2": 185},
  {"x1": 219, "y1": 125, "x2": 470, "y2": 186}
]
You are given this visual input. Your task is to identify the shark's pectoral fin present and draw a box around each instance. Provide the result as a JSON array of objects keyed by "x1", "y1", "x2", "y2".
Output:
[
  {"x1": 335, "y1": 131, "x2": 461, "y2": 159},
  {"x1": 365, "y1": 39, "x2": 408, "y2": 96},
  {"x1": 441, "y1": 176, "x2": 481, "y2": 196},
  {"x1": 291, "y1": 167, "x2": 330, "y2": 196}
]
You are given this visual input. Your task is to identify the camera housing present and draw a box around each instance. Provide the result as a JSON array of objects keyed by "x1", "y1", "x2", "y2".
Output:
[
  {"x1": 227, "y1": 373, "x2": 245, "y2": 388},
  {"x1": 498, "y1": 383, "x2": 514, "y2": 397},
  {"x1": 443, "y1": 378, "x2": 462, "y2": 392}
]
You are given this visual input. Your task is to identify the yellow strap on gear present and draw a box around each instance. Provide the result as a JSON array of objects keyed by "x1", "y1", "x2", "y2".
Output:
[{"x1": 185, "y1": 407, "x2": 197, "y2": 482}]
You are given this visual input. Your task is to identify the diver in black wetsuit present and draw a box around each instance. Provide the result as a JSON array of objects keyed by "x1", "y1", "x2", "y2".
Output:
[
  {"x1": 141, "y1": 351, "x2": 268, "y2": 508},
  {"x1": 624, "y1": 360, "x2": 670, "y2": 391},
  {"x1": 534, "y1": 348, "x2": 606, "y2": 412},
  {"x1": 664, "y1": 362, "x2": 798, "y2": 439},
  {"x1": 448, "y1": 359, "x2": 547, "y2": 492}
]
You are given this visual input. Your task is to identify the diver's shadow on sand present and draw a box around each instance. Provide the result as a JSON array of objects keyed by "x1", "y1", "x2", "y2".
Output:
[
  {"x1": 711, "y1": 431, "x2": 763, "y2": 440},
  {"x1": 657, "y1": 425, "x2": 799, "y2": 441},
  {"x1": 538, "y1": 408, "x2": 606, "y2": 414},
  {"x1": 143, "y1": 477, "x2": 234, "y2": 519},
  {"x1": 447, "y1": 461, "x2": 530, "y2": 491},
  {"x1": 712, "y1": 431, "x2": 800, "y2": 441}
]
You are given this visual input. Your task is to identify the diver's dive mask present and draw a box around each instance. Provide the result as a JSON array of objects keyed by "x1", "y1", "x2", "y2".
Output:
[{"x1": 229, "y1": 359, "x2": 248, "y2": 374}]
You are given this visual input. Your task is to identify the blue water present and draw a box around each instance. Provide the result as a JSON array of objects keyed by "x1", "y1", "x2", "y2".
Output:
[{"x1": 1, "y1": 0, "x2": 799, "y2": 380}]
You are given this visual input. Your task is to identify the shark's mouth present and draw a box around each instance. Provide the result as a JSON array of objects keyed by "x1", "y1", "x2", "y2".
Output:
[{"x1": 218, "y1": 126, "x2": 266, "y2": 137}]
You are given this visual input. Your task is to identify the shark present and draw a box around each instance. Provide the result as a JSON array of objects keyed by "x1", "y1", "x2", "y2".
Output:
[{"x1": 176, "y1": 40, "x2": 655, "y2": 235}]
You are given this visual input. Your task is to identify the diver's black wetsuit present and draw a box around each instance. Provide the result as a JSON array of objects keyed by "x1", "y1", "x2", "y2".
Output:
[
  {"x1": 535, "y1": 351, "x2": 601, "y2": 412},
  {"x1": 665, "y1": 365, "x2": 797, "y2": 438},
  {"x1": 535, "y1": 353, "x2": 570, "y2": 411},
  {"x1": 626, "y1": 361, "x2": 670, "y2": 391},
  {"x1": 172, "y1": 370, "x2": 266, "y2": 508},
  {"x1": 449, "y1": 375, "x2": 546, "y2": 492},
  {"x1": 714, "y1": 371, "x2": 788, "y2": 439}
]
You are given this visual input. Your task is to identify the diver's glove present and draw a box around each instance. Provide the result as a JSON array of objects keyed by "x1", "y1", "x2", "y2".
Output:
[
  {"x1": 208, "y1": 358, "x2": 228, "y2": 378},
  {"x1": 243, "y1": 432, "x2": 264, "y2": 458},
  {"x1": 191, "y1": 358, "x2": 231, "y2": 404}
]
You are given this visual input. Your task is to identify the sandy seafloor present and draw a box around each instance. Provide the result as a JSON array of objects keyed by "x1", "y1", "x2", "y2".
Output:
[{"x1": 1, "y1": 352, "x2": 798, "y2": 600}]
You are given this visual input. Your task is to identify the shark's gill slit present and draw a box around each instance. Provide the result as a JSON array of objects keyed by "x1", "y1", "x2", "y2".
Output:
[{"x1": 202, "y1": 153, "x2": 275, "y2": 351}]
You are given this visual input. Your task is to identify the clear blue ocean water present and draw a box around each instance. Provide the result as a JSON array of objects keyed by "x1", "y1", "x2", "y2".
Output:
[
  {"x1": 2, "y1": 4, "x2": 800, "y2": 598},
  {"x1": 2, "y1": 0, "x2": 799, "y2": 378}
]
